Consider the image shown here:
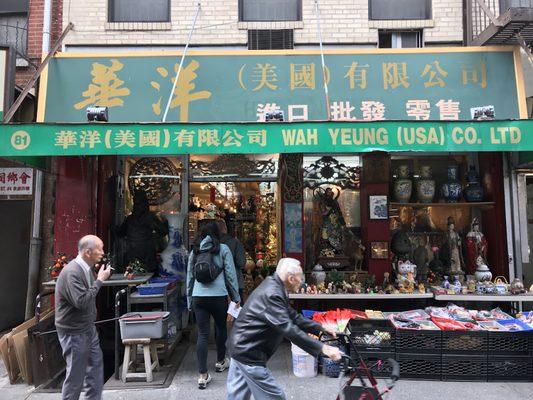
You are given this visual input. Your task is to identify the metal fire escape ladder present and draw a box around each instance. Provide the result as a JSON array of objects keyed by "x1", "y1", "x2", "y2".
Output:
[{"x1": 3, "y1": 22, "x2": 73, "y2": 123}]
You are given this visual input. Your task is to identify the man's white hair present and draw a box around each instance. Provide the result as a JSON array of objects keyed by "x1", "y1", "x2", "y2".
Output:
[
  {"x1": 78, "y1": 235, "x2": 101, "y2": 253},
  {"x1": 276, "y1": 258, "x2": 302, "y2": 280}
]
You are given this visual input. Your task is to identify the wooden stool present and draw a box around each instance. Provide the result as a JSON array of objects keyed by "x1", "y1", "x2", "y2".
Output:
[{"x1": 121, "y1": 338, "x2": 159, "y2": 383}]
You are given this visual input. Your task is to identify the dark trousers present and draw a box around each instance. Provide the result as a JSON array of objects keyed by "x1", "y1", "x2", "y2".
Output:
[
  {"x1": 192, "y1": 296, "x2": 228, "y2": 374},
  {"x1": 57, "y1": 326, "x2": 103, "y2": 400}
]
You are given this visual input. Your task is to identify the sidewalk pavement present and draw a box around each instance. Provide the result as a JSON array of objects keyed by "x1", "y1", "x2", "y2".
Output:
[{"x1": 2, "y1": 342, "x2": 533, "y2": 400}]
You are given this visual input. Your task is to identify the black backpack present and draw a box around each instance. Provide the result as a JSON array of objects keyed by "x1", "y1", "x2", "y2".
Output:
[{"x1": 193, "y1": 249, "x2": 223, "y2": 284}]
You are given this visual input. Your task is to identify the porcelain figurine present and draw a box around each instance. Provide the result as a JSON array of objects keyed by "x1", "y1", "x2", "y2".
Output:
[
  {"x1": 416, "y1": 165, "x2": 436, "y2": 203},
  {"x1": 441, "y1": 165, "x2": 463, "y2": 203},
  {"x1": 442, "y1": 275, "x2": 450, "y2": 289},
  {"x1": 396, "y1": 259, "x2": 417, "y2": 286},
  {"x1": 466, "y1": 218, "x2": 488, "y2": 275},
  {"x1": 393, "y1": 165, "x2": 413, "y2": 203},
  {"x1": 441, "y1": 217, "x2": 465, "y2": 276},
  {"x1": 464, "y1": 165, "x2": 484, "y2": 202},
  {"x1": 453, "y1": 276, "x2": 462, "y2": 294}
]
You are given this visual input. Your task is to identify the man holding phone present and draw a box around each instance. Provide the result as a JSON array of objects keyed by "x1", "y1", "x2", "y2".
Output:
[{"x1": 55, "y1": 235, "x2": 111, "y2": 400}]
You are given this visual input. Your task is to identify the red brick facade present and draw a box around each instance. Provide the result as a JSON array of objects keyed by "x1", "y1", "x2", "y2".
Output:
[{"x1": 15, "y1": 0, "x2": 63, "y2": 88}]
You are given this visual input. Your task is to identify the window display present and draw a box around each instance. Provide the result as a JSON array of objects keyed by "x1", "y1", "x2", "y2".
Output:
[{"x1": 303, "y1": 155, "x2": 362, "y2": 271}]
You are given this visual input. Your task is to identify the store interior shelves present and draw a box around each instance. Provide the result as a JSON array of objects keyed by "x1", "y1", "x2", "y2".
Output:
[{"x1": 389, "y1": 202, "x2": 495, "y2": 209}]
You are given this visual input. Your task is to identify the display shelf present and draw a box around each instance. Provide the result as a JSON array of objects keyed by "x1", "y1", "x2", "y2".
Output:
[
  {"x1": 389, "y1": 202, "x2": 495, "y2": 209},
  {"x1": 289, "y1": 293, "x2": 433, "y2": 299}
]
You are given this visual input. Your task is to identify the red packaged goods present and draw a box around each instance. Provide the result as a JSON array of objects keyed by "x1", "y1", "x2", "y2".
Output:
[{"x1": 431, "y1": 316, "x2": 467, "y2": 331}]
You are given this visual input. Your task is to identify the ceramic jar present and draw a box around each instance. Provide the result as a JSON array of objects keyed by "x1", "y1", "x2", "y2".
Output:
[
  {"x1": 441, "y1": 165, "x2": 463, "y2": 203},
  {"x1": 416, "y1": 165, "x2": 436, "y2": 203},
  {"x1": 311, "y1": 264, "x2": 326, "y2": 286},
  {"x1": 464, "y1": 165, "x2": 484, "y2": 202},
  {"x1": 510, "y1": 278, "x2": 525, "y2": 294},
  {"x1": 393, "y1": 165, "x2": 412, "y2": 203},
  {"x1": 474, "y1": 261, "x2": 492, "y2": 282}
]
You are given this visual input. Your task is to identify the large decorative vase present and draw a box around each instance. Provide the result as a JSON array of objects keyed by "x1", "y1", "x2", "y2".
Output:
[
  {"x1": 159, "y1": 212, "x2": 188, "y2": 280},
  {"x1": 393, "y1": 165, "x2": 413, "y2": 203},
  {"x1": 441, "y1": 165, "x2": 463, "y2": 203},
  {"x1": 311, "y1": 264, "x2": 326, "y2": 286},
  {"x1": 464, "y1": 165, "x2": 484, "y2": 202},
  {"x1": 416, "y1": 165, "x2": 436, "y2": 203}
]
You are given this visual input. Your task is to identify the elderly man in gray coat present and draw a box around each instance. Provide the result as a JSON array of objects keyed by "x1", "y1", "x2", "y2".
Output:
[{"x1": 55, "y1": 235, "x2": 111, "y2": 400}]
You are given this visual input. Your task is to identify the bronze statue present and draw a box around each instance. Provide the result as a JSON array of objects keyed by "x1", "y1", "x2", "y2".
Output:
[{"x1": 116, "y1": 190, "x2": 168, "y2": 273}]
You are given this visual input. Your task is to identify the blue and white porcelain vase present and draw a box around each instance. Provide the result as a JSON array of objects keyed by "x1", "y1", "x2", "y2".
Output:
[
  {"x1": 464, "y1": 165, "x2": 484, "y2": 202},
  {"x1": 159, "y1": 212, "x2": 188, "y2": 280},
  {"x1": 416, "y1": 165, "x2": 436, "y2": 203},
  {"x1": 441, "y1": 165, "x2": 463, "y2": 203},
  {"x1": 393, "y1": 165, "x2": 412, "y2": 203}
]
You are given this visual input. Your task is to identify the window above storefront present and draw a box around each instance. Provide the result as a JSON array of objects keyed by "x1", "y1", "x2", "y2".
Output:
[
  {"x1": 239, "y1": 0, "x2": 301, "y2": 22},
  {"x1": 108, "y1": 0, "x2": 170, "y2": 23}
]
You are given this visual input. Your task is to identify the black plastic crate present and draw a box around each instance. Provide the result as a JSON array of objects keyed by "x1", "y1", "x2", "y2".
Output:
[
  {"x1": 348, "y1": 319, "x2": 395, "y2": 352},
  {"x1": 442, "y1": 331, "x2": 488, "y2": 354},
  {"x1": 488, "y1": 331, "x2": 533, "y2": 355},
  {"x1": 488, "y1": 356, "x2": 533, "y2": 382},
  {"x1": 442, "y1": 354, "x2": 487, "y2": 381},
  {"x1": 396, "y1": 329, "x2": 442, "y2": 353},
  {"x1": 396, "y1": 353, "x2": 441, "y2": 380},
  {"x1": 350, "y1": 350, "x2": 395, "y2": 378}
]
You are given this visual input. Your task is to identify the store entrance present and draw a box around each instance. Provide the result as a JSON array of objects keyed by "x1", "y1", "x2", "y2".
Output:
[{"x1": 188, "y1": 181, "x2": 278, "y2": 267}]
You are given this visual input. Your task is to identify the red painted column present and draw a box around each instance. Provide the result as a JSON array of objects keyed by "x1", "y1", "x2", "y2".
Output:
[
  {"x1": 361, "y1": 153, "x2": 391, "y2": 283},
  {"x1": 478, "y1": 152, "x2": 508, "y2": 279},
  {"x1": 53, "y1": 157, "x2": 97, "y2": 257}
]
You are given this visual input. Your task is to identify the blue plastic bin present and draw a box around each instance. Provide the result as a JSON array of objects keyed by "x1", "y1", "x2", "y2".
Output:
[{"x1": 137, "y1": 282, "x2": 169, "y2": 296}]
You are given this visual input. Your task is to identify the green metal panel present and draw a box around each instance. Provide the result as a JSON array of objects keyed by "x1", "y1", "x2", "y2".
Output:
[
  {"x1": 0, "y1": 120, "x2": 532, "y2": 156},
  {"x1": 41, "y1": 49, "x2": 521, "y2": 123}
]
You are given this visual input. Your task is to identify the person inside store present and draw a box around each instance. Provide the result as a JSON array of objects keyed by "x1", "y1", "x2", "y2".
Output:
[
  {"x1": 54, "y1": 235, "x2": 111, "y2": 400},
  {"x1": 217, "y1": 218, "x2": 247, "y2": 304},
  {"x1": 187, "y1": 220, "x2": 241, "y2": 389},
  {"x1": 115, "y1": 190, "x2": 168, "y2": 273},
  {"x1": 227, "y1": 257, "x2": 343, "y2": 400}
]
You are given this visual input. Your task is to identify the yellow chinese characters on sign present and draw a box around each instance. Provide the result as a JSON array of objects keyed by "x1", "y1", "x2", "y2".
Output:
[
  {"x1": 420, "y1": 61, "x2": 448, "y2": 88},
  {"x1": 462, "y1": 60, "x2": 487, "y2": 89},
  {"x1": 344, "y1": 62, "x2": 369, "y2": 90},
  {"x1": 383, "y1": 63, "x2": 410, "y2": 90},
  {"x1": 238, "y1": 63, "x2": 279, "y2": 91},
  {"x1": 290, "y1": 64, "x2": 315, "y2": 90},
  {"x1": 151, "y1": 60, "x2": 212, "y2": 122},
  {"x1": 74, "y1": 59, "x2": 131, "y2": 110}
]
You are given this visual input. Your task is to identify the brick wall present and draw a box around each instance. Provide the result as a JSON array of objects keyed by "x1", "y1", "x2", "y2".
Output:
[
  {"x1": 62, "y1": 0, "x2": 464, "y2": 48},
  {"x1": 15, "y1": 0, "x2": 63, "y2": 88}
]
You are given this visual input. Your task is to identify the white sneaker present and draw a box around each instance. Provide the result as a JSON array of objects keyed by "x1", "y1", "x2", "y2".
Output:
[
  {"x1": 198, "y1": 373, "x2": 211, "y2": 389},
  {"x1": 215, "y1": 357, "x2": 230, "y2": 372}
]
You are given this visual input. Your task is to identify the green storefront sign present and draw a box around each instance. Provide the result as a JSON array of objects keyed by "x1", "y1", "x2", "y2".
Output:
[
  {"x1": 39, "y1": 48, "x2": 526, "y2": 123},
  {"x1": 1, "y1": 120, "x2": 532, "y2": 156}
]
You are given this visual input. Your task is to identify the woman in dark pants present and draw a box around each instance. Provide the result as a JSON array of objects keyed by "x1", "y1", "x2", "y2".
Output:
[{"x1": 186, "y1": 221, "x2": 241, "y2": 389}]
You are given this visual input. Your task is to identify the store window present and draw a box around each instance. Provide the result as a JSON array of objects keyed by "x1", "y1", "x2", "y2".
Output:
[
  {"x1": 303, "y1": 155, "x2": 362, "y2": 271},
  {"x1": 389, "y1": 154, "x2": 490, "y2": 281},
  {"x1": 108, "y1": 0, "x2": 170, "y2": 22},
  {"x1": 369, "y1": 0, "x2": 431, "y2": 20},
  {"x1": 239, "y1": 0, "x2": 301, "y2": 22},
  {"x1": 119, "y1": 156, "x2": 185, "y2": 274},
  {"x1": 188, "y1": 154, "x2": 280, "y2": 267},
  {"x1": 378, "y1": 30, "x2": 422, "y2": 48}
]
